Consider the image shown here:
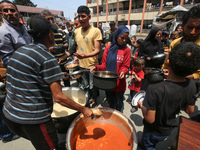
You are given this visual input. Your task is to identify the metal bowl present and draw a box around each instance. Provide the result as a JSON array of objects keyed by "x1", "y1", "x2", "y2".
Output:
[
  {"x1": 69, "y1": 70, "x2": 85, "y2": 79},
  {"x1": 64, "y1": 61, "x2": 79, "y2": 71}
]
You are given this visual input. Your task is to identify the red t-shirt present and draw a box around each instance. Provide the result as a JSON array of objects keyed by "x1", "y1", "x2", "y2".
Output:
[
  {"x1": 96, "y1": 45, "x2": 131, "y2": 92},
  {"x1": 128, "y1": 67, "x2": 145, "y2": 92}
]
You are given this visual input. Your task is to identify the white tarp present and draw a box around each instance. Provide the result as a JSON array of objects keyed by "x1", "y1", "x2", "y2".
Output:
[
  {"x1": 156, "y1": 5, "x2": 188, "y2": 20},
  {"x1": 152, "y1": 5, "x2": 188, "y2": 31}
]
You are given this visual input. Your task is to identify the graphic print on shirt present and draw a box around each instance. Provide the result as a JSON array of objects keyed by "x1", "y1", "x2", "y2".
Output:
[
  {"x1": 117, "y1": 55, "x2": 124, "y2": 63},
  {"x1": 83, "y1": 37, "x2": 88, "y2": 44}
]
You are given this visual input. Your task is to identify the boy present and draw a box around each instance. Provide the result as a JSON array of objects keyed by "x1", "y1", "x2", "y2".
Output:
[
  {"x1": 59, "y1": 6, "x2": 102, "y2": 105},
  {"x1": 128, "y1": 58, "x2": 145, "y2": 113},
  {"x1": 137, "y1": 42, "x2": 200, "y2": 150}
]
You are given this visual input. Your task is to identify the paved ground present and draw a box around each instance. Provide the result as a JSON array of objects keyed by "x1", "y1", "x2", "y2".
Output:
[
  {"x1": 1, "y1": 76, "x2": 200, "y2": 150},
  {"x1": 1, "y1": 33, "x2": 200, "y2": 149}
]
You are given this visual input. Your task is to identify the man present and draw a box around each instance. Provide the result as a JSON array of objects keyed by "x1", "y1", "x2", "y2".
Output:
[
  {"x1": 73, "y1": 16, "x2": 81, "y2": 29},
  {"x1": 58, "y1": 21, "x2": 66, "y2": 31},
  {"x1": 3, "y1": 15, "x2": 92, "y2": 150},
  {"x1": 98, "y1": 22, "x2": 104, "y2": 37},
  {"x1": 163, "y1": 5, "x2": 200, "y2": 79},
  {"x1": 163, "y1": 22, "x2": 172, "y2": 33},
  {"x1": 0, "y1": 1, "x2": 31, "y2": 143},
  {"x1": 162, "y1": 5, "x2": 200, "y2": 97},
  {"x1": 59, "y1": 6, "x2": 102, "y2": 105},
  {"x1": 41, "y1": 10, "x2": 70, "y2": 87},
  {"x1": 105, "y1": 21, "x2": 116, "y2": 46},
  {"x1": 64, "y1": 21, "x2": 70, "y2": 34},
  {"x1": 0, "y1": 0, "x2": 31, "y2": 68},
  {"x1": 161, "y1": 30, "x2": 170, "y2": 54}
]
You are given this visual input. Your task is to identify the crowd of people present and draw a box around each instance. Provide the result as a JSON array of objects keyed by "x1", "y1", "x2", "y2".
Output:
[{"x1": 0, "y1": 1, "x2": 200, "y2": 150}]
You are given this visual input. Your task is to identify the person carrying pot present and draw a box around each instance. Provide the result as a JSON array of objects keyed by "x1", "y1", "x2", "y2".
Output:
[{"x1": 90, "y1": 25, "x2": 131, "y2": 113}]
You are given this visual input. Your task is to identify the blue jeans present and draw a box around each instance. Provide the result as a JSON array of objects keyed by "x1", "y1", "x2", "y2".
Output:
[
  {"x1": 81, "y1": 69, "x2": 98, "y2": 101},
  {"x1": 141, "y1": 126, "x2": 168, "y2": 150},
  {"x1": 106, "y1": 91, "x2": 125, "y2": 113},
  {"x1": 0, "y1": 102, "x2": 14, "y2": 141}
]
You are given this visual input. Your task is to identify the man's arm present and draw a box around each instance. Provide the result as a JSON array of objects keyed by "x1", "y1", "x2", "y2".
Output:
[
  {"x1": 49, "y1": 80, "x2": 92, "y2": 117},
  {"x1": 185, "y1": 105, "x2": 194, "y2": 114},
  {"x1": 138, "y1": 102, "x2": 156, "y2": 124},
  {"x1": 74, "y1": 40, "x2": 101, "y2": 59}
]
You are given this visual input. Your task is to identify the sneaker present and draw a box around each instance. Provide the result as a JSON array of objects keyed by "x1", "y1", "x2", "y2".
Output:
[
  {"x1": 2, "y1": 134, "x2": 20, "y2": 143},
  {"x1": 130, "y1": 107, "x2": 138, "y2": 113}
]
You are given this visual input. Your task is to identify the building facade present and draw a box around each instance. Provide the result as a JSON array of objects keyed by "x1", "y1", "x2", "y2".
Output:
[{"x1": 87, "y1": 0, "x2": 196, "y2": 28}]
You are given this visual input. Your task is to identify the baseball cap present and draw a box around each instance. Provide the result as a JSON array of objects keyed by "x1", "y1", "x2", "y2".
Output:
[
  {"x1": 58, "y1": 21, "x2": 65, "y2": 27},
  {"x1": 27, "y1": 15, "x2": 56, "y2": 38}
]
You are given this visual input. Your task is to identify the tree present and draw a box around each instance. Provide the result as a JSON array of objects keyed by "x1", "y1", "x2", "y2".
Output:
[{"x1": 12, "y1": 0, "x2": 37, "y2": 7}]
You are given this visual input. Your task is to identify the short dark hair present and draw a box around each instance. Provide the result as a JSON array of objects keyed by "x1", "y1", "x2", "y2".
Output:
[
  {"x1": 110, "y1": 21, "x2": 115, "y2": 26},
  {"x1": 77, "y1": 6, "x2": 90, "y2": 15},
  {"x1": 66, "y1": 22, "x2": 70, "y2": 26},
  {"x1": 27, "y1": 15, "x2": 52, "y2": 42},
  {"x1": 134, "y1": 57, "x2": 145, "y2": 67},
  {"x1": 41, "y1": 10, "x2": 52, "y2": 16},
  {"x1": 0, "y1": 0, "x2": 18, "y2": 11},
  {"x1": 136, "y1": 39, "x2": 143, "y2": 45},
  {"x1": 182, "y1": 5, "x2": 200, "y2": 25},
  {"x1": 67, "y1": 25, "x2": 72, "y2": 29},
  {"x1": 166, "y1": 22, "x2": 172, "y2": 27},
  {"x1": 169, "y1": 42, "x2": 200, "y2": 76},
  {"x1": 162, "y1": 30, "x2": 170, "y2": 36}
]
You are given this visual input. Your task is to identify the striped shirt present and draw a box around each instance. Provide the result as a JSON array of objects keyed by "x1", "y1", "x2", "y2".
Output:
[
  {"x1": 3, "y1": 42, "x2": 65, "y2": 124},
  {"x1": 52, "y1": 27, "x2": 68, "y2": 65}
]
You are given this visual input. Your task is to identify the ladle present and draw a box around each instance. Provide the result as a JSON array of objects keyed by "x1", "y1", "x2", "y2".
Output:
[{"x1": 91, "y1": 108, "x2": 103, "y2": 119}]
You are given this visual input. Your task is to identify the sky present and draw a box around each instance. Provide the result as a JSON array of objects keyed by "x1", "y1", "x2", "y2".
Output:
[{"x1": 31, "y1": 0, "x2": 86, "y2": 20}]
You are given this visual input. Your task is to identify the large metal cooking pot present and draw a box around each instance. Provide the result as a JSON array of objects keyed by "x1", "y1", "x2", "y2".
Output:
[
  {"x1": 151, "y1": 52, "x2": 166, "y2": 68},
  {"x1": 147, "y1": 68, "x2": 164, "y2": 84},
  {"x1": 93, "y1": 71, "x2": 118, "y2": 90},
  {"x1": 66, "y1": 107, "x2": 138, "y2": 150},
  {"x1": 51, "y1": 87, "x2": 88, "y2": 133}
]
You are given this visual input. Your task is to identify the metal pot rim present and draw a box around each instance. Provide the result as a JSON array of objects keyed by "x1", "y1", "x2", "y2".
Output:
[{"x1": 93, "y1": 71, "x2": 118, "y2": 79}]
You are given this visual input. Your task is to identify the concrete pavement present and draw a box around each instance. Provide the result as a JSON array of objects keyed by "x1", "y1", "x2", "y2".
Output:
[{"x1": 1, "y1": 77, "x2": 200, "y2": 150}]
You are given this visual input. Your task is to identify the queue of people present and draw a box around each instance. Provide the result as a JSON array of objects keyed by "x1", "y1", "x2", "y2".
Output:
[{"x1": 0, "y1": 1, "x2": 200, "y2": 150}]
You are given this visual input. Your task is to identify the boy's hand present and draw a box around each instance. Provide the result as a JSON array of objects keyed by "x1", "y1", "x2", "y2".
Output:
[
  {"x1": 137, "y1": 101, "x2": 143, "y2": 108},
  {"x1": 74, "y1": 52, "x2": 86, "y2": 59},
  {"x1": 132, "y1": 71, "x2": 136, "y2": 75},
  {"x1": 90, "y1": 66, "x2": 96, "y2": 73},
  {"x1": 119, "y1": 71, "x2": 125, "y2": 79}
]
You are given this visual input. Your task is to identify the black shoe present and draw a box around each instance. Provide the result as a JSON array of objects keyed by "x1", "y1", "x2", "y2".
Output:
[{"x1": 130, "y1": 107, "x2": 138, "y2": 113}]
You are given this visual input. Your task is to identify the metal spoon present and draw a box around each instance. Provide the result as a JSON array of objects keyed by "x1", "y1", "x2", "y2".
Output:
[{"x1": 91, "y1": 108, "x2": 103, "y2": 119}]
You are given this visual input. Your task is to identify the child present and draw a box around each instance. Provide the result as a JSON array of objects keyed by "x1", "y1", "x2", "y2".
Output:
[
  {"x1": 130, "y1": 39, "x2": 143, "y2": 70},
  {"x1": 128, "y1": 57, "x2": 145, "y2": 113},
  {"x1": 137, "y1": 42, "x2": 200, "y2": 150}
]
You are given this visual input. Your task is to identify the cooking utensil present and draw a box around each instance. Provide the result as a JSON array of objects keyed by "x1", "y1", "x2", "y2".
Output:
[
  {"x1": 90, "y1": 108, "x2": 103, "y2": 119},
  {"x1": 151, "y1": 52, "x2": 166, "y2": 68},
  {"x1": 147, "y1": 68, "x2": 164, "y2": 84},
  {"x1": 51, "y1": 87, "x2": 88, "y2": 133},
  {"x1": 66, "y1": 107, "x2": 138, "y2": 150},
  {"x1": 64, "y1": 61, "x2": 79, "y2": 72},
  {"x1": 93, "y1": 71, "x2": 118, "y2": 90},
  {"x1": 131, "y1": 90, "x2": 146, "y2": 106},
  {"x1": 69, "y1": 70, "x2": 85, "y2": 79}
]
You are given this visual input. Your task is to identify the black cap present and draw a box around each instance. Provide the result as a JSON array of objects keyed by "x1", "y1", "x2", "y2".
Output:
[{"x1": 27, "y1": 15, "x2": 56, "y2": 38}]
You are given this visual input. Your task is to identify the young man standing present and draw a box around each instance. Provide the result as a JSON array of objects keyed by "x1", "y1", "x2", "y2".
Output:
[{"x1": 60, "y1": 6, "x2": 102, "y2": 105}]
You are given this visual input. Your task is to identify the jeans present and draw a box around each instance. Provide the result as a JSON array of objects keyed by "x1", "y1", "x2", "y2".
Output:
[
  {"x1": 0, "y1": 102, "x2": 14, "y2": 141},
  {"x1": 141, "y1": 126, "x2": 168, "y2": 150},
  {"x1": 81, "y1": 68, "x2": 98, "y2": 101},
  {"x1": 106, "y1": 91, "x2": 125, "y2": 112}
]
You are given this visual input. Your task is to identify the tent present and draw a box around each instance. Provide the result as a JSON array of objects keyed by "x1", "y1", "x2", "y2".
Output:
[{"x1": 152, "y1": 5, "x2": 188, "y2": 31}]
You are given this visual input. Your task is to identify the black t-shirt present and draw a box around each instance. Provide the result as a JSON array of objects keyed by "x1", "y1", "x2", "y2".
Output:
[{"x1": 143, "y1": 79, "x2": 196, "y2": 136}]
